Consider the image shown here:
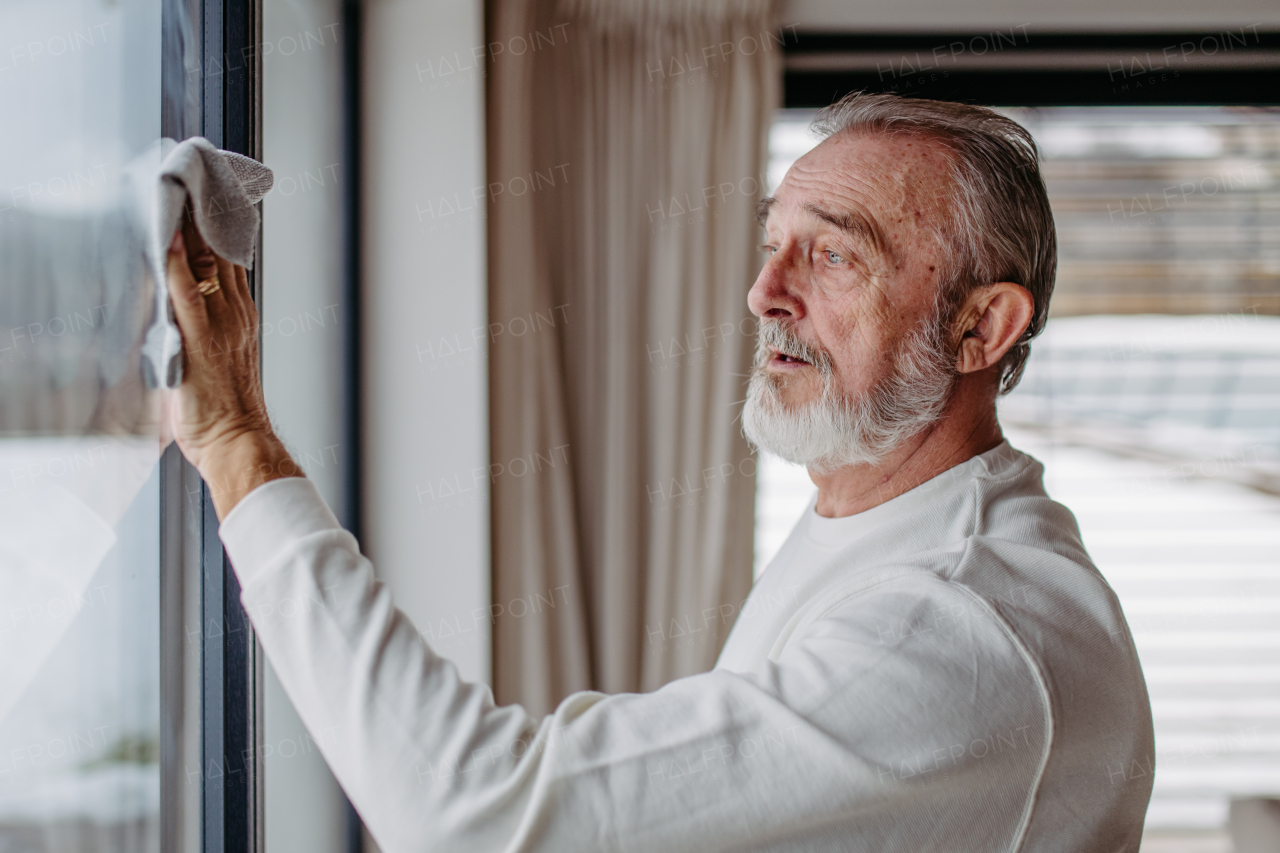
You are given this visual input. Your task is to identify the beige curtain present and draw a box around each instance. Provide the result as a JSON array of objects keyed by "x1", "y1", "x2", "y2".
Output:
[{"x1": 487, "y1": 0, "x2": 780, "y2": 715}]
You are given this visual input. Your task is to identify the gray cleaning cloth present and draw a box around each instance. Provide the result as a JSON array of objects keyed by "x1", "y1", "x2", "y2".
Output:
[{"x1": 137, "y1": 137, "x2": 273, "y2": 388}]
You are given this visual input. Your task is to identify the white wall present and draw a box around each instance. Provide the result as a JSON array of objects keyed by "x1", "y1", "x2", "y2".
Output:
[
  {"x1": 782, "y1": 0, "x2": 1280, "y2": 32},
  {"x1": 259, "y1": 0, "x2": 489, "y2": 849},
  {"x1": 362, "y1": 0, "x2": 490, "y2": 686},
  {"x1": 260, "y1": 1, "x2": 348, "y2": 851}
]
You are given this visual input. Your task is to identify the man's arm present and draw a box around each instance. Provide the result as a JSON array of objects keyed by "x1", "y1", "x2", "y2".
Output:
[
  {"x1": 165, "y1": 234, "x2": 1051, "y2": 852},
  {"x1": 222, "y1": 476, "x2": 1051, "y2": 852}
]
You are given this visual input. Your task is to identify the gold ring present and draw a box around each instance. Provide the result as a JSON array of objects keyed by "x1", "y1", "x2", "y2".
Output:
[{"x1": 197, "y1": 274, "x2": 221, "y2": 296}]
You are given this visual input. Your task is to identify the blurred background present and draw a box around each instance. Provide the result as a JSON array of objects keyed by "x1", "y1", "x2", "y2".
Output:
[{"x1": 0, "y1": 0, "x2": 1277, "y2": 851}]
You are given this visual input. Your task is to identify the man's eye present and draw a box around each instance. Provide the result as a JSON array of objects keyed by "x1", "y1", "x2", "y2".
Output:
[
  {"x1": 761, "y1": 245, "x2": 777, "y2": 256},
  {"x1": 824, "y1": 250, "x2": 844, "y2": 264}
]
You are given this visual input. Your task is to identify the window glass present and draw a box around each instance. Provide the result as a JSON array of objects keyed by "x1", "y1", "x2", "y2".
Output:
[
  {"x1": 758, "y1": 106, "x2": 1280, "y2": 847},
  {"x1": 0, "y1": 0, "x2": 167, "y2": 849}
]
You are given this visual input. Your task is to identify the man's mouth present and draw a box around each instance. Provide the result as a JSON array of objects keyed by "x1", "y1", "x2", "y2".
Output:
[{"x1": 768, "y1": 346, "x2": 811, "y2": 368}]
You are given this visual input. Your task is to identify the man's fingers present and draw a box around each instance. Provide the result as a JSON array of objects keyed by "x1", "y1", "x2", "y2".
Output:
[
  {"x1": 212, "y1": 254, "x2": 242, "y2": 325},
  {"x1": 233, "y1": 264, "x2": 254, "y2": 323},
  {"x1": 201, "y1": 263, "x2": 233, "y2": 323},
  {"x1": 167, "y1": 231, "x2": 211, "y2": 345}
]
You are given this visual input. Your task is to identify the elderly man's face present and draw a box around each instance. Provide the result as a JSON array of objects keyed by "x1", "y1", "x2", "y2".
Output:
[
  {"x1": 744, "y1": 131, "x2": 961, "y2": 469},
  {"x1": 750, "y1": 131, "x2": 956, "y2": 406}
]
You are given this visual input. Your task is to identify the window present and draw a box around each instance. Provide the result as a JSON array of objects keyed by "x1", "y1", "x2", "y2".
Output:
[
  {"x1": 0, "y1": 0, "x2": 262, "y2": 850},
  {"x1": 0, "y1": 0, "x2": 167, "y2": 847}
]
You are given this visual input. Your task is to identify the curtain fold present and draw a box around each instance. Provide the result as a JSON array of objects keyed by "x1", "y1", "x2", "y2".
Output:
[{"x1": 488, "y1": 0, "x2": 779, "y2": 714}]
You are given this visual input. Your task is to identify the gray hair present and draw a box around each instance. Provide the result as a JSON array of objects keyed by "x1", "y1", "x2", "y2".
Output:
[{"x1": 811, "y1": 91, "x2": 1057, "y2": 394}]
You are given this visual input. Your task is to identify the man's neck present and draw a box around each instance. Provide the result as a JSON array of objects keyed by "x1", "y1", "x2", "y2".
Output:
[{"x1": 809, "y1": 377, "x2": 1003, "y2": 518}]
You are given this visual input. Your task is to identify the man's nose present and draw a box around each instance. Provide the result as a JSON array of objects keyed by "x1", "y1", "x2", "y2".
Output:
[{"x1": 747, "y1": 250, "x2": 805, "y2": 321}]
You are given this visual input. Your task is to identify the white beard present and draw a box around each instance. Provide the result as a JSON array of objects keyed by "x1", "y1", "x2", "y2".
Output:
[{"x1": 742, "y1": 307, "x2": 958, "y2": 472}]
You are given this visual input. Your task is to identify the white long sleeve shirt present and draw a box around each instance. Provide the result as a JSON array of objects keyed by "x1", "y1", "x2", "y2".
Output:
[{"x1": 220, "y1": 440, "x2": 1154, "y2": 852}]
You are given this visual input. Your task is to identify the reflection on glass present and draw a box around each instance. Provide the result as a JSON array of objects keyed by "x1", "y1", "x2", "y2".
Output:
[
  {"x1": 0, "y1": 0, "x2": 167, "y2": 849},
  {"x1": 761, "y1": 106, "x2": 1280, "y2": 848}
]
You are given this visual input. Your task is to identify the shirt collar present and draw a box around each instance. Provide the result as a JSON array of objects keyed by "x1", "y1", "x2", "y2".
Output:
[{"x1": 802, "y1": 440, "x2": 1017, "y2": 549}]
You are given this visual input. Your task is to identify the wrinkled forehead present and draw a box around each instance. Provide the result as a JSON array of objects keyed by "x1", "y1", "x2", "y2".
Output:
[{"x1": 764, "y1": 130, "x2": 959, "y2": 253}]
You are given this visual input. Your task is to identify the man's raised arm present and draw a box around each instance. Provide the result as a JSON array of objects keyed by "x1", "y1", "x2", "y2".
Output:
[
  {"x1": 220, "y1": 472, "x2": 1048, "y2": 852},
  {"x1": 161, "y1": 228, "x2": 1049, "y2": 853}
]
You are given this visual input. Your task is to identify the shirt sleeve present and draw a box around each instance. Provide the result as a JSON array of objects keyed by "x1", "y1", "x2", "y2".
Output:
[{"x1": 221, "y1": 476, "x2": 1052, "y2": 853}]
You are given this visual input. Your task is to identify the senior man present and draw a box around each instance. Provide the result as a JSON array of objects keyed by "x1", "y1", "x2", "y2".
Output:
[{"x1": 168, "y1": 92, "x2": 1153, "y2": 851}]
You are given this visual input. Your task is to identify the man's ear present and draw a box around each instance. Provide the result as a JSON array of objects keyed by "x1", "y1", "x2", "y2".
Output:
[{"x1": 954, "y1": 282, "x2": 1034, "y2": 375}]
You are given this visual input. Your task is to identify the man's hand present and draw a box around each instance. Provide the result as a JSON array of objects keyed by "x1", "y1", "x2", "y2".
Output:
[{"x1": 166, "y1": 229, "x2": 299, "y2": 518}]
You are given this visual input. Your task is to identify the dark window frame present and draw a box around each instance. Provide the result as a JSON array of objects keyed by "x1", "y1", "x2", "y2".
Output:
[
  {"x1": 783, "y1": 30, "x2": 1280, "y2": 108},
  {"x1": 160, "y1": 1, "x2": 264, "y2": 851},
  {"x1": 199, "y1": 3, "x2": 263, "y2": 852}
]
